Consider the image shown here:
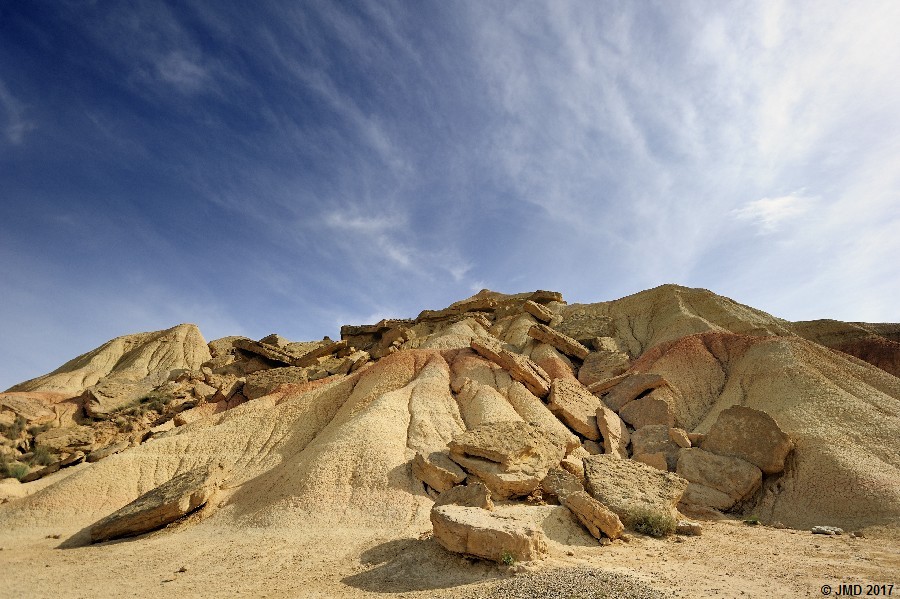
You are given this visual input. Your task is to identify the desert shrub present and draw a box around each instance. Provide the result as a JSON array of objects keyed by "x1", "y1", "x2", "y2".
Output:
[
  {"x1": 499, "y1": 549, "x2": 516, "y2": 566},
  {"x1": 0, "y1": 459, "x2": 30, "y2": 481},
  {"x1": 30, "y1": 445, "x2": 55, "y2": 466},
  {"x1": 626, "y1": 507, "x2": 676, "y2": 538},
  {"x1": 27, "y1": 423, "x2": 51, "y2": 436},
  {"x1": 0, "y1": 415, "x2": 27, "y2": 440},
  {"x1": 743, "y1": 515, "x2": 761, "y2": 526}
]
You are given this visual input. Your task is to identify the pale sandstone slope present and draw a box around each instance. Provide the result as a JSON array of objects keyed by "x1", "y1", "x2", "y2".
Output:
[
  {"x1": 627, "y1": 331, "x2": 900, "y2": 529},
  {"x1": 7, "y1": 324, "x2": 211, "y2": 397}
]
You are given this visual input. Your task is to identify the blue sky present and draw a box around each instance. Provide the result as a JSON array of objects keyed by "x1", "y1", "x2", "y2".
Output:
[{"x1": 2, "y1": 1, "x2": 899, "y2": 390}]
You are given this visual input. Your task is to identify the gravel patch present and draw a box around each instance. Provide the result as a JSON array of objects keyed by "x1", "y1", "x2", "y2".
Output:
[{"x1": 465, "y1": 566, "x2": 668, "y2": 599}]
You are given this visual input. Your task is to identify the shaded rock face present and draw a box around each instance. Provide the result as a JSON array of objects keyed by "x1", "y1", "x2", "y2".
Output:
[
  {"x1": 583, "y1": 454, "x2": 688, "y2": 531},
  {"x1": 676, "y1": 448, "x2": 762, "y2": 510},
  {"x1": 447, "y1": 422, "x2": 567, "y2": 499},
  {"x1": 430, "y1": 504, "x2": 548, "y2": 562},
  {"x1": 602, "y1": 374, "x2": 668, "y2": 413},
  {"x1": 702, "y1": 406, "x2": 793, "y2": 475},
  {"x1": 90, "y1": 464, "x2": 227, "y2": 543},
  {"x1": 433, "y1": 481, "x2": 493, "y2": 510},
  {"x1": 413, "y1": 451, "x2": 467, "y2": 494}
]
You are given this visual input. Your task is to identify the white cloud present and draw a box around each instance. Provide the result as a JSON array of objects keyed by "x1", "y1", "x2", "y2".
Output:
[
  {"x1": 156, "y1": 51, "x2": 211, "y2": 93},
  {"x1": 732, "y1": 193, "x2": 817, "y2": 233},
  {"x1": 0, "y1": 78, "x2": 34, "y2": 144}
]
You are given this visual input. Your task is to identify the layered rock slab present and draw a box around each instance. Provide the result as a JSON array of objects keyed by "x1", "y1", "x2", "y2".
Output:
[
  {"x1": 90, "y1": 464, "x2": 227, "y2": 543},
  {"x1": 527, "y1": 324, "x2": 590, "y2": 360},
  {"x1": 447, "y1": 421, "x2": 567, "y2": 499},
  {"x1": 431, "y1": 504, "x2": 549, "y2": 562},
  {"x1": 470, "y1": 339, "x2": 550, "y2": 398},
  {"x1": 583, "y1": 454, "x2": 688, "y2": 531},
  {"x1": 546, "y1": 379, "x2": 603, "y2": 440}
]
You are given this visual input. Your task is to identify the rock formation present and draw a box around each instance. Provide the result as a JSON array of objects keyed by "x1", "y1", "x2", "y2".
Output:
[{"x1": 1, "y1": 284, "x2": 899, "y2": 577}]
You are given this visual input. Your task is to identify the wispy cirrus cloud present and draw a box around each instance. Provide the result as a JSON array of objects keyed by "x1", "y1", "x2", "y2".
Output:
[
  {"x1": 0, "y1": 78, "x2": 34, "y2": 144},
  {"x1": 733, "y1": 192, "x2": 817, "y2": 234}
]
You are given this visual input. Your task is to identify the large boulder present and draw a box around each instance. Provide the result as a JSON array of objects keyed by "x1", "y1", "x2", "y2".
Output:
[
  {"x1": 546, "y1": 379, "x2": 603, "y2": 440},
  {"x1": 582, "y1": 454, "x2": 688, "y2": 532},
  {"x1": 447, "y1": 421, "x2": 567, "y2": 499},
  {"x1": 701, "y1": 406, "x2": 794, "y2": 474},
  {"x1": 630, "y1": 425, "x2": 680, "y2": 470},
  {"x1": 431, "y1": 505, "x2": 548, "y2": 562},
  {"x1": 618, "y1": 389, "x2": 675, "y2": 430},
  {"x1": 676, "y1": 448, "x2": 762, "y2": 509},
  {"x1": 90, "y1": 464, "x2": 227, "y2": 543},
  {"x1": 602, "y1": 374, "x2": 668, "y2": 412}
]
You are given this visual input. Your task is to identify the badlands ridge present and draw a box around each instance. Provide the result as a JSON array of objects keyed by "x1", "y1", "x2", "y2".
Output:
[{"x1": 1, "y1": 284, "x2": 898, "y2": 598}]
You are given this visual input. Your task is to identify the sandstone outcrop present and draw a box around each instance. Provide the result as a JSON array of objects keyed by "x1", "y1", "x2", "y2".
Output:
[
  {"x1": 577, "y1": 350, "x2": 631, "y2": 387},
  {"x1": 413, "y1": 450, "x2": 467, "y2": 493},
  {"x1": 618, "y1": 391, "x2": 675, "y2": 430}
]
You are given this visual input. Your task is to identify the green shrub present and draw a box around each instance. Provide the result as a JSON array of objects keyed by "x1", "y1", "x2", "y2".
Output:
[
  {"x1": 30, "y1": 446, "x2": 55, "y2": 466},
  {"x1": 0, "y1": 415, "x2": 27, "y2": 440},
  {"x1": 27, "y1": 423, "x2": 51, "y2": 436},
  {"x1": 743, "y1": 516, "x2": 761, "y2": 526},
  {"x1": 1, "y1": 459, "x2": 30, "y2": 481},
  {"x1": 627, "y1": 507, "x2": 676, "y2": 538},
  {"x1": 499, "y1": 549, "x2": 516, "y2": 566}
]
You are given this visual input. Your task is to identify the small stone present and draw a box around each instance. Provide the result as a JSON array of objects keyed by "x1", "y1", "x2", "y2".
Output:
[
  {"x1": 676, "y1": 520, "x2": 702, "y2": 536},
  {"x1": 811, "y1": 526, "x2": 844, "y2": 535}
]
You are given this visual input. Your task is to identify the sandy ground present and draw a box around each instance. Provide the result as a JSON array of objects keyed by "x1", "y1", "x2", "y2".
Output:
[{"x1": 1, "y1": 513, "x2": 897, "y2": 599}]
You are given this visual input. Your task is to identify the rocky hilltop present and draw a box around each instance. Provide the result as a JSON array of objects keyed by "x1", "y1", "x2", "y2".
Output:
[{"x1": 1, "y1": 284, "x2": 898, "y2": 597}]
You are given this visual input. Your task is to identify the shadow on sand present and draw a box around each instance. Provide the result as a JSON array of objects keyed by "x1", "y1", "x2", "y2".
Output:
[{"x1": 341, "y1": 537, "x2": 503, "y2": 593}]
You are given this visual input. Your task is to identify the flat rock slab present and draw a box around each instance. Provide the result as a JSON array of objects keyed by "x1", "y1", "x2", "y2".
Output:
[
  {"x1": 84, "y1": 378, "x2": 156, "y2": 418},
  {"x1": 90, "y1": 464, "x2": 227, "y2": 543},
  {"x1": 431, "y1": 504, "x2": 548, "y2": 562},
  {"x1": 583, "y1": 454, "x2": 688, "y2": 531},
  {"x1": 596, "y1": 404, "x2": 630, "y2": 457},
  {"x1": 232, "y1": 338, "x2": 297, "y2": 366},
  {"x1": 35, "y1": 425, "x2": 95, "y2": 452},
  {"x1": 413, "y1": 450, "x2": 467, "y2": 493},
  {"x1": 523, "y1": 300, "x2": 554, "y2": 323},
  {"x1": 562, "y1": 490, "x2": 624, "y2": 540},
  {"x1": 676, "y1": 448, "x2": 761, "y2": 503},
  {"x1": 547, "y1": 379, "x2": 603, "y2": 440},
  {"x1": 434, "y1": 481, "x2": 494, "y2": 510},
  {"x1": 527, "y1": 324, "x2": 590, "y2": 360},
  {"x1": 448, "y1": 421, "x2": 567, "y2": 499},
  {"x1": 701, "y1": 406, "x2": 793, "y2": 474},
  {"x1": 87, "y1": 440, "x2": 130, "y2": 463},
  {"x1": 602, "y1": 374, "x2": 668, "y2": 413},
  {"x1": 470, "y1": 339, "x2": 550, "y2": 398}
]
